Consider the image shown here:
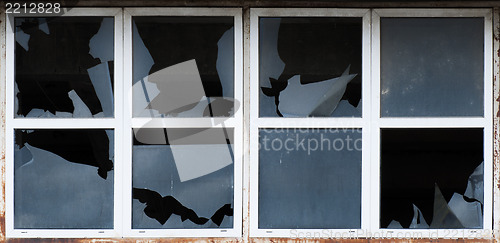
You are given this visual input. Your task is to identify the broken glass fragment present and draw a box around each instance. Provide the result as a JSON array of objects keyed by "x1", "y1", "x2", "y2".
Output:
[
  {"x1": 259, "y1": 18, "x2": 285, "y2": 89},
  {"x1": 259, "y1": 128, "x2": 361, "y2": 228},
  {"x1": 381, "y1": 128, "x2": 483, "y2": 229},
  {"x1": 38, "y1": 18, "x2": 50, "y2": 35},
  {"x1": 278, "y1": 66, "x2": 356, "y2": 117},
  {"x1": 448, "y1": 192, "x2": 483, "y2": 228},
  {"x1": 380, "y1": 18, "x2": 484, "y2": 117},
  {"x1": 217, "y1": 27, "x2": 235, "y2": 98},
  {"x1": 409, "y1": 204, "x2": 429, "y2": 229},
  {"x1": 26, "y1": 108, "x2": 44, "y2": 117},
  {"x1": 132, "y1": 128, "x2": 234, "y2": 228},
  {"x1": 465, "y1": 161, "x2": 484, "y2": 205},
  {"x1": 259, "y1": 17, "x2": 362, "y2": 117},
  {"x1": 89, "y1": 18, "x2": 114, "y2": 63},
  {"x1": 132, "y1": 16, "x2": 234, "y2": 118},
  {"x1": 14, "y1": 17, "x2": 114, "y2": 118},
  {"x1": 15, "y1": 19, "x2": 30, "y2": 51},
  {"x1": 68, "y1": 90, "x2": 92, "y2": 117},
  {"x1": 430, "y1": 184, "x2": 464, "y2": 228},
  {"x1": 387, "y1": 220, "x2": 403, "y2": 229},
  {"x1": 87, "y1": 63, "x2": 114, "y2": 117},
  {"x1": 14, "y1": 129, "x2": 114, "y2": 229}
]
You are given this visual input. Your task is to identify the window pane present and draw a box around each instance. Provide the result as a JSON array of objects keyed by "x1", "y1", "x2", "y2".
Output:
[
  {"x1": 132, "y1": 128, "x2": 234, "y2": 228},
  {"x1": 381, "y1": 129, "x2": 483, "y2": 229},
  {"x1": 259, "y1": 17, "x2": 362, "y2": 117},
  {"x1": 380, "y1": 18, "x2": 484, "y2": 117},
  {"x1": 132, "y1": 17, "x2": 235, "y2": 117},
  {"x1": 15, "y1": 17, "x2": 115, "y2": 118},
  {"x1": 259, "y1": 128, "x2": 362, "y2": 228},
  {"x1": 14, "y1": 129, "x2": 114, "y2": 229}
]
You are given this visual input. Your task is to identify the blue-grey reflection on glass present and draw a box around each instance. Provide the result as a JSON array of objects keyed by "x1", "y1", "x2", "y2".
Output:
[
  {"x1": 259, "y1": 17, "x2": 362, "y2": 117},
  {"x1": 14, "y1": 17, "x2": 114, "y2": 118},
  {"x1": 132, "y1": 17, "x2": 235, "y2": 118},
  {"x1": 132, "y1": 128, "x2": 234, "y2": 229},
  {"x1": 380, "y1": 18, "x2": 484, "y2": 117},
  {"x1": 259, "y1": 128, "x2": 362, "y2": 229},
  {"x1": 14, "y1": 129, "x2": 114, "y2": 229}
]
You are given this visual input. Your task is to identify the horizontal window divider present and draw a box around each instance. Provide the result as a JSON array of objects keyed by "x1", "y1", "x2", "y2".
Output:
[
  {"x1": 8, "y1": 119, "x2": 118, "y2": 129},
  {"x1": 130, "y1": 118, "x2": 237, "y2": 128},
  {"x1": 254, "y1": 118, "x2": 366, "y2": 128},
  {"x1": 377, "y1": 117, "x2": 487, "y2": 128}
]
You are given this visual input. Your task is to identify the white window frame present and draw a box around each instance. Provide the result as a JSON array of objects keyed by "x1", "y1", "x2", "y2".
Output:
[
  {"x1": 5, "y1": 8, "x2": 124, "y2": 238},
  {"x1": 371, "y1": 8, "x2": 493, "y2": 238},
  {"x1": 122, "y1": 8, "x2": 244, "y2": 238},
  {"x1": 249, "y1": 8, "x2": 372, "y2": 238},
  {"x1": 249, "y1": 8, "x2": 493, "y2": 239}
]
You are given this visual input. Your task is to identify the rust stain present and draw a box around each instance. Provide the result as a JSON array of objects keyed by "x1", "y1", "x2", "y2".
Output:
[
  {"x1": 250, "y1": 239, "x2": 494, "y2": 243},
  {"x1": 6, "y1": 238, "x2": 242, "y2": 243}
]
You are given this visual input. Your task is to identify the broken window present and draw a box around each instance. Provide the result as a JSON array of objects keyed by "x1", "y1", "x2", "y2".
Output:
[
  {"x1": 250, "y1": 8, "x2": 369, "y2": 237},
  {"x1": 14, "y1": 129, "x2": 114, "y2": 229},
  {"x1": 126, "y1": 8, "x2": 243, "y2": 237},
  {"x1": 259, "y1": 17, "x2": 362, "y2": 117},
  {"x1": 132, "y1": 16, "x2": 236, "y2": 117},
  {"x1": 381, "y1": 129, "x2": 483, "y2": 229},
  {"x1": 15, "y1": 17, "x2": 114, "y2": 118},
  {"x1": 6, "y1": 8, "x2": 122, "y2": 238},
  {"x1": 132, "y1": 128, "x2": 234, "y2": 228},
  {"x1": 374, "y1": 9, "x2": 492, "y2": 233}
]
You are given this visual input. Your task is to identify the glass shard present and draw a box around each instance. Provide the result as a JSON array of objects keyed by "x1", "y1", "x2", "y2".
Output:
[
  {"x1": 278, "y1": 66, "x2": 357, "y2": 117},
  {"x1": 409, "y1": 204, "x2": 429, "y2": 229},
  {"x1": 465, "y1": 161, "x2": 484, "y2": 205},
  {"x1": 68, "y1": 90, "x2": 92, "y2": 117},
  {"x1": 87, "y1": 63, "x2": 114, "y2": 117},
  {"x1": 448, "y1": 192, "x2": 483, "y2": 228},
  {"x1": 429, "y1": 184, "x2": 464, "y2": 228}
]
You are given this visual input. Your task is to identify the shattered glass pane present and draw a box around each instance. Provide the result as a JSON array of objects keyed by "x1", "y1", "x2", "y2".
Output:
[
  {"x1": 259, "y1": 128, "x2": 362, "y2": 228},
  {"x1": 15, "y1": 17, "x2": 115, "y2": 118},
  {"x1": 14, "y1": 129, "x2": 114, "y2": 229},
  {"x1": 132, "y1": 17, "x2": 235, "y2": 117},
  {"x1": 380, "y1": 18, "x2": 484, "y2": 117},
  {"x1": 259, "y1": 18, "x2": 362, "y2": 117},
  {"x1": 381, "y1": 129, "x2": 483, "y2": 229},
  {"x1": 132, "y1": 128, "x2": 234, "y2": 228}
]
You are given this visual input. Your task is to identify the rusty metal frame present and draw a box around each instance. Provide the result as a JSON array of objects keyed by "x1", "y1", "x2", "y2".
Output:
[{"x1": 1, "y1": 1, "x2": 500, "y2": 242}]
